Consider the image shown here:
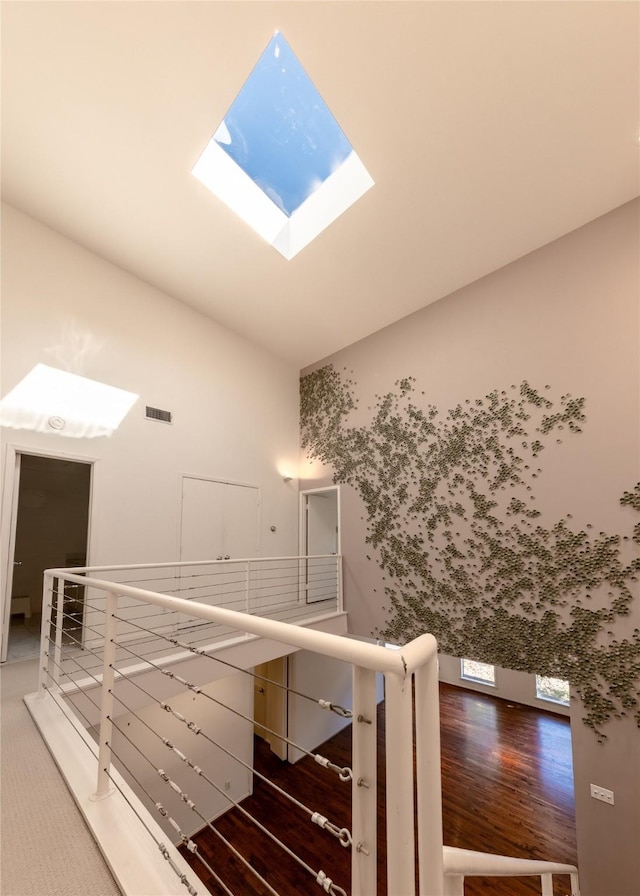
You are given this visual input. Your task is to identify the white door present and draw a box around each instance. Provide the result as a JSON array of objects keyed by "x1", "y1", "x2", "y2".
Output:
[
  {"x1": 179, "y1": 477, "x2": 260, "y2": 627},
  {"x1": 305, "y1": 490, "x2": 339, "y2": 556},
  {"x1": 179, "y1": 477, "x2": 260, "y2": 560},
  {"x1": 300, "y1": 487, "x2": 340, "y2": 605},
  {"x1": 179, "y1": 477, "x2": 225, "y2": 562},
  {"x1": 221, "y1": 482, "x2": 261, "y2": 559}
]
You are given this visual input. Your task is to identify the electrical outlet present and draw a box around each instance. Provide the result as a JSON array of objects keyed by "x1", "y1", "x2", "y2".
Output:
[
  {"x1": 590, "y1": 784, "x2": 614, "y2": 805},
  {"x1": 224, "y1": 780, "x2": 231, "y2": 792}
]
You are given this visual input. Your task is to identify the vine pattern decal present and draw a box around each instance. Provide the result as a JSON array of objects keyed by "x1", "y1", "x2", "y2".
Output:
[{"x1": 301, "y1": 364, "x2": 640, "y2": 740}]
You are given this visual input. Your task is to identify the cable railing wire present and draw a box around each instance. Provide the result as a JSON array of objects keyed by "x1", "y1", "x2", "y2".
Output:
[
  {"x1": 108, "y1": 612, "x2": 352, "y2": 720},
  {"x1": 49, "y1": 559, "x2": 340, "y2": 667},
  {"x1": 110, "y1": 713, "x2": 351, "y2": 892},
  {"x1": 45, "y1": 604, "x2": 194, "y2": 679},
  {"x1": 108, "y1": 651, "x2": 351, "y2": 782},
  {"x1": 108, "y1": 749, "x2": 236, "y2": 896},
  {"x1": 50, "y1": 596, "x2": 351, "y2": 723},
  {"x1": 45, "y1": 645, "x2": 347, "y2": 896},
  {"x1": 41, "y1": 562, "x2": 353, "y2": 893},
  {"x1": 44, "y1": 642, "x2": 241, "y2": 895},
  {"x1": 47, "y1": 589, "x2": 339, "y2": 688},
  {"x1": 110, "y1": 722, "x2": 280, "y2": 896},
  {"x1": 41, "y1": 655, "x2": 210, "y2": 896},
  {"x1": 111, "y1": 683, "x2": 350, "y2": 837}
]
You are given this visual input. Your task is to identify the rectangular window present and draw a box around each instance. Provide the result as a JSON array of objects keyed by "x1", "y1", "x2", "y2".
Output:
[
  {"x1": 535, "y1": 675, "x2": 570, "y2": 706},
  {"x1": 461, "y1": 658, "x2": 496, "y2": 686}
]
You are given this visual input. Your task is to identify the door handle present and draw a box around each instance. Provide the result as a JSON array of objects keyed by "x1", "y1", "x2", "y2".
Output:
[{"x1": 13, "y1": 560, "x2": 23, "y2": 566}]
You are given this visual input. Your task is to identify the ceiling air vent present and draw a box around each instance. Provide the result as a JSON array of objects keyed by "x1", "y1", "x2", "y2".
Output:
[{"x1": 145, "y1": 406, "x2": 172, "y2": 424}]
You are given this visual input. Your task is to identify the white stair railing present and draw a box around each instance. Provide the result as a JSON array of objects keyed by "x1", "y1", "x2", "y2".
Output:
[
  {"x1": 443, "y1": 846, "x2": 580, "y2": 895},
  {"x1": 39, "y1": 556, "x2": 343, "y2": 692},
  {"x1": 28, "y1": 562, "x2": 579, "y2": 896}
]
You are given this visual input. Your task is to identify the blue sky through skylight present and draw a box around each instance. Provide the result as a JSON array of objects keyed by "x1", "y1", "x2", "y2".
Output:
[
  {"x1": 192, "y1": 30, "x2": 373, "y2": 259},
  {"x1": 214, "y1": 32, "x2": 353, "y2": 217}
]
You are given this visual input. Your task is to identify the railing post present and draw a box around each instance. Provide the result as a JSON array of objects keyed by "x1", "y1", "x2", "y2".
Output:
[
  {"x1": 385, "y1": 670, "x2": 416, "y2": 896},
  {"x1": 415, "y1": 655, "x2": 444, "y2": 895},
  {"x1": 351, "y1": 665, "x2": 378, "y2": 896},
  {"x1": 52, "y1": 575, "x2": 65, "y2": 688},
  {"x1": 38, "y1": 573, "x2": 55, "y2": 695},
  {"x1": 541, "y1": 874, "x2": 553, "y2": 896},
  {"x1": 298, "y1": 556, "x2": 304, "y2": 604},
  {"x1": 442, "y1": 875, "x2": 464, "y2": 896},
  {"x1": 92, "y1": 591, "x2": 118, "y2": 800}
]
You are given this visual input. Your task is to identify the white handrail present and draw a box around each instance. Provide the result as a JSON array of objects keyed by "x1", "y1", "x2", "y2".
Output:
[
  {"x1": 46, "y1": 554, "x2": 340, "y2": 575},
  {"x1": 443, "y1": 847, "x2": 580, "y2": 895},
  {"x1": 444, "y1": 846, "x2": 579, "y2": 875},
  {"x1": 39, "y1": 564, "x2": 439, "y2": 896},
  {"x1": 35, "y1": 563, "x2": 579, "y2": 896},
  {"x1": 43, "y1": 568, "x2": 436, "y2": 677}
]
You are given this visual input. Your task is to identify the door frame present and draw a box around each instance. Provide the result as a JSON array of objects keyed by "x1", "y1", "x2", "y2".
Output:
[
  {"x1": 0, "y1": 442, "x2": 97, "y2": 663},
  {"x1": 299, "y1": 485, "x2": 341, "y2": 557},
  {"x1": 299, "y1": 485, "x2": 341, "y2": 606}
]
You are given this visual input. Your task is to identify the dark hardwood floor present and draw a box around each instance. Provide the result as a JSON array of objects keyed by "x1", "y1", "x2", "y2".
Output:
[{"x1": 181, "y1": 683, "x2": 576, "y2": 896}]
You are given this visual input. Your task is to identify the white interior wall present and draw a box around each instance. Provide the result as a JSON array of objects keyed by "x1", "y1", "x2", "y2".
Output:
[
  {"x1": 287, "y1": 647, "x2": 384, "y2": 764},
  {"x1": 0, "y1": 205, "x2": 301, "y2": 632}
]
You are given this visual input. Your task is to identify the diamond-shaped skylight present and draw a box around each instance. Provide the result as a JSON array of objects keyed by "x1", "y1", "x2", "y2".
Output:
[{"x1": 192, "y1": 31, "x2": 374, "y2": 260}]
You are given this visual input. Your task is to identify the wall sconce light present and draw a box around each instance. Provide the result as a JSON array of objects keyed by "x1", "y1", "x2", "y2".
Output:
[{"x1": 283, "y1": 475, "x2": 293, "y2": 483}]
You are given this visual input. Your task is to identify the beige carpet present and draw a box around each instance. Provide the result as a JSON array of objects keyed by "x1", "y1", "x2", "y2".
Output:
[{"x1": 1, "y1": 658, "x2": 121, "y2": 896}]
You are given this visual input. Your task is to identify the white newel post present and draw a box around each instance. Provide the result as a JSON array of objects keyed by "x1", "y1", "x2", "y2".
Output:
[
  {"x1": 92, "y1": 591, "x2": 118, "y2": 800},
  {"x1": 385, "y1": 670, "x2": 416, "y2": 896},
  {"x1": 414, "y1": 655, "x2": 444, "y2": 895},
  {"x1": 351, "y1": 665, "x2": 378, "y2": 896}
]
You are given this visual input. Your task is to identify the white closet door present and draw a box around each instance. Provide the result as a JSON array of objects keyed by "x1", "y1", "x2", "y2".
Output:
[
  {"x1": 222, "y1": 483, "x2": 259, "y2": 559},
  {"x1": 180, "y1": 477, "x2": 225, "y2": 562},
  {"x1": 179, "y1": 477, "x2": 260, "y2": 631}
]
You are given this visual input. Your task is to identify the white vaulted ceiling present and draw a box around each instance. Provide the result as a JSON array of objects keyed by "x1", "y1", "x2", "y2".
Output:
[{"x1": 2, "y1": 1, "x2": 638, "y2": 367}]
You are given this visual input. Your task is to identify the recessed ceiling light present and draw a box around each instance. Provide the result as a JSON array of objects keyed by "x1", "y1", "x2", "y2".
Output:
[{"x1": 192, "y1": 31, "x2": 374, "y2": 260}]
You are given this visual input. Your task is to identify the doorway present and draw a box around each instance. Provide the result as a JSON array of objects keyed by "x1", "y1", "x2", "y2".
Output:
[
  {"x1": 300, "y1": 486, "x2": 340, "y2": 604},
  {"x1": 253, "y1": 656, "x2": 288, "y2": 760},
  {"x1": 301, "y1": 487, "x2": 340, "y2": 557},
  {"x1": 1, "y1": 452, "x2": 92, "y2": 663}
]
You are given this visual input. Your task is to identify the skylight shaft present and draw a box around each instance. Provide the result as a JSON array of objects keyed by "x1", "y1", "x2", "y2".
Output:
[
  {"x1": 0, "y1": 365, "x2": 139, "y2": 438},
  {"x1": 192, "y1": 31, "x2": 373, "y2": 258}
]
